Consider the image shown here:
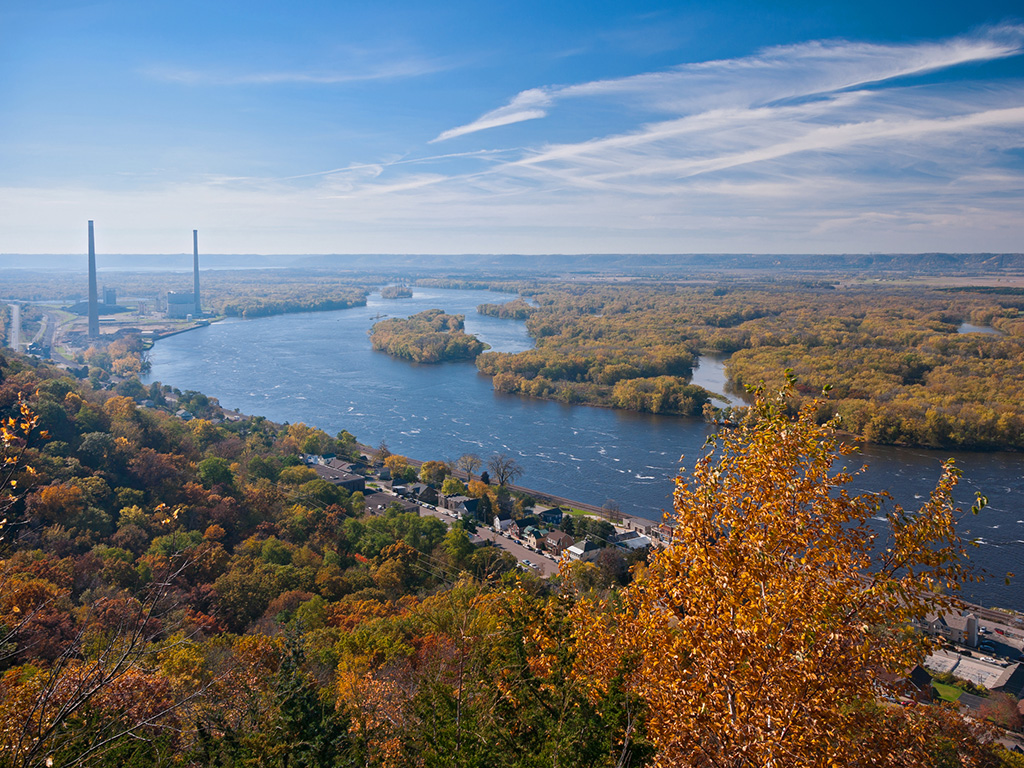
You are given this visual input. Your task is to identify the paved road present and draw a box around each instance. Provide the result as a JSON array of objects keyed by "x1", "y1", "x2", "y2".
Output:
[
  {"x1": 30, "y1": 312, "x2": 48, "y2": 347},
  {"x1": 476, "y1": 526, "x2": 559, "y2": 577},
  {"x1": 41, "y1": 309, "x2": 63, "y2": 358},
  {"x1": 357, "y1": 442, "x2": 656, "y2": 532},
  {"x1": 404, "y1": 497, "x2": 560, "y2": 577},
  {"x1": 7, "y1": 303, "x2": 20, "y2": 351}
]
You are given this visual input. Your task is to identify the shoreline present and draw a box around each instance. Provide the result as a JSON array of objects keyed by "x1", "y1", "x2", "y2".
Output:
[
  {"x1": 142, "y1": 393, "x2": 1024, "y2": 618},
  {"x1": 354, "y1": 441, "x2": 1021, "y2": 620}
]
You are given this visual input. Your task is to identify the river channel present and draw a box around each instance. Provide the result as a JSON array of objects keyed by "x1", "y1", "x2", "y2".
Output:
[{"x1": 144, "y1": 287, "x2": 1024, "y2": 611}]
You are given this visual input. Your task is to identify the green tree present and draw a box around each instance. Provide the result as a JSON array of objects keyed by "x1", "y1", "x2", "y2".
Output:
[
  {"x1": 197, "y1": 456, "x2": 234, "y2": 489},
  {"x1": 269, "y1": 639, "x2": 352, "y2": 766},
  {"x1": 419, "y1": 460, "x2": 450, "y2": 487},
  {"x1": 441, "y1": 476, "x2": 468, "y2": 496},
  {"x1": 441, "y1": 527, "x2": 475, "y2": 570}
]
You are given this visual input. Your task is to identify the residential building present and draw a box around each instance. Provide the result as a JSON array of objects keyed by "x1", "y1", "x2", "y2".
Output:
[
  {"x1": 311, "y1": 463, "x2": 366, "y2": 494},
  {"x1": 916, "y1": 611, "x2": 979, "y2": 648},
  {"x1": 538, "y1": 507, "x2": 564, "y2": 527},
  {"x1": 566, "y1": 540, "x2": 601, "y2": 562},
  {"x1": 544, "y1": 530, "x2": 575, "y2": 556},
  {"x1": 523, "y1": 526, "x2": 549, "y2": 550}
]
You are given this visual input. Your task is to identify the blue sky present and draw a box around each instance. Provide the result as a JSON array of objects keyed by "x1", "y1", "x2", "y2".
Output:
[{"x1": 2, "y1": 1, "x2": 1023, "y2": 255}]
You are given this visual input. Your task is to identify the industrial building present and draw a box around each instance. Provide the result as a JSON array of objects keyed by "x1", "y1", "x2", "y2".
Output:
[
  {"x1": 166, "y1": 229, "x2": 203, "y2": 319},
  {"x1": 166, "y1": 291, "x2": 197, "y2": 319}
]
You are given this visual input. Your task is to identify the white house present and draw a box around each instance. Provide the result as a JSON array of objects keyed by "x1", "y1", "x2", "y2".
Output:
[
  {"x1": 566, "y1": 540, "x2": 601, "y2": 562},
  {"x1": 493, "y1": 511, "x2": 512, "y2": 533}
]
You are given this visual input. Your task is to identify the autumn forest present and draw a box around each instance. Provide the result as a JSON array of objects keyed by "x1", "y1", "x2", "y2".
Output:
[
  {"x1": 0, "y1": 334, "x2": 1020, "y2": 766},
  {"x1": 4, "y1": 264, "x2": 1024, "y2": 766}
]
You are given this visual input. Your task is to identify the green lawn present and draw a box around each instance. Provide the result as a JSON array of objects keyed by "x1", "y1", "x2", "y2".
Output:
[
  {"x1": 560, "y1": 507, "x2": 594, "y2": 516},
  {"x1": 932, "y1": 681, "x2": 962, "y2": 703}
]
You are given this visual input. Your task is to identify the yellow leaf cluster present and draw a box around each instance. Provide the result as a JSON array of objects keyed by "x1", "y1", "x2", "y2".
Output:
[{"x1": 571, "y1": 385, "x2": 979, "y2": 767}]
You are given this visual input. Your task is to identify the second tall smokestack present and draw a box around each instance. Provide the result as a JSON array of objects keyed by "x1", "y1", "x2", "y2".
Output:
[
  {"x1": 193, "y1": 229, "x2": 201, "y2": 315},
  {"x1": 88, "y1": 221, "x2": 99, "y2": 337}
]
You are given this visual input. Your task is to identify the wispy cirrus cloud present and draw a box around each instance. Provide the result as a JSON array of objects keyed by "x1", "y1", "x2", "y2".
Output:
[
  {"x1": 502, "y1": 98, "x2": 1024, "y2": 190},
  {"x1": 280, "y1": 24, "x2": 1024, "y2": 253},
  {"x1": 12, "y1": 26, "x2": 1024, "y2": 255},
  {"x1": 431, "y1": 89, "x2": 553, "y2": 142},
  {"x1": 281, "y1": 149, "x2": 515, "y2": 181},
  {"x1": 433, "y1": 24, "x2": 1024, "y2": 142}
]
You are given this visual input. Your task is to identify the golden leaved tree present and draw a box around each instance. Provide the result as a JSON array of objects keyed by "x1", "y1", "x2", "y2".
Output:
[{"x1": 571, "y1": 385, "x2": 991, "y2": 768}]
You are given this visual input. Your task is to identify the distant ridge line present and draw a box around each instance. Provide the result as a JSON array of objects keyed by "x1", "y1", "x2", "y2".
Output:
[{"x1": 2, "y1": 252, "x2": 1024, "y2": 274}]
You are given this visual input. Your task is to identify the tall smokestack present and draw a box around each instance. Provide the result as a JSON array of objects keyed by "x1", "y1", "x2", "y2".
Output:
[
  {"x1": 193, "y1": 229, "x2": 201, "y2": 315},
  {"x1": 87, "y1": 221, "x2": 99, "y2": 337}
]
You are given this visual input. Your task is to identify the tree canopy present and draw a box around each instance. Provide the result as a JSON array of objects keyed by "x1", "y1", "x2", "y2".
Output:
[
  {"x1": 0, "y1": 350, "x2": 1014, "y2": 768},
  {"x1": 370, "y1": 309, "x2": 489, "y2": 363},
  {"x1": 569, "y1": 384, "x2": 988, "y2": 767}
]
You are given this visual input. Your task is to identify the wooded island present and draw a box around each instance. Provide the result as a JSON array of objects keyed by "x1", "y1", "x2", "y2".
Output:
[
  {"x1": 370, "y1": 309, "x2": 489, "y2": 363},
  {"x1": 470, "y1": 280, "x2": 1024, "y2": 450}
]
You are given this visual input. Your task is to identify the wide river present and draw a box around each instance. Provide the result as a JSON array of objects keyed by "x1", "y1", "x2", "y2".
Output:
[{"x1": 145, "y1": 287, "x2": 1024, "y2": 611}]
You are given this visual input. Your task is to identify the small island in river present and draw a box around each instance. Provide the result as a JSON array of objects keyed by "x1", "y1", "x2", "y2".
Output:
[
  {"x1": 370, "y1": 308, "x2": 489, "y2": 363},
  {"x1": 381, "y1": 285, "x2": 413, "y2": 299},
  {"x1": 477, "y1": 297, "x2": 534, "y2": 319}
]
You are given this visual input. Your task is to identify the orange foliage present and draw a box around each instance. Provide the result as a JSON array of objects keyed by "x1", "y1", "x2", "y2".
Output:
[{"x1": 570, "y1": 385, "x2": 983, "y2": 767}]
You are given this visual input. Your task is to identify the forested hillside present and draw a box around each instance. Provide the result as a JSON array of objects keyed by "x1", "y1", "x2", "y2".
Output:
[{"x1": 0, "y1": 352, "x2": 1018, "y2": 766}]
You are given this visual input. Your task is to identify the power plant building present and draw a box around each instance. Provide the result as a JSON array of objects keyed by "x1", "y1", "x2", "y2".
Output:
[
  {"x1": 166, "y1": 229, "x2": 203, "y2": 319},
  {"x1": 166, "y1": 291, "x2": 196, "y2": 319}
]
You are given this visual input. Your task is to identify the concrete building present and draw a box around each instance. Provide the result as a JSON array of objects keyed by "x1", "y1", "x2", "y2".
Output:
[
  {"x1": 167, "y1": 291, "x2": 196, "y2": 319},
  {"x1": 103, "y1": 287, "x2": 117, "y2": 306},
  {"x1": 613, "y1": 530, "x2": 653, "y2": 550},
  {"x1": 165, "y1": 231, "x2": 203, "y2": 319},
  {"x1": 311, "y1": 463, "x2": 366, "y2": 494}
]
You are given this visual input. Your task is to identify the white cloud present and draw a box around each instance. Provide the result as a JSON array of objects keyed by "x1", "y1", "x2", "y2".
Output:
[
  {"x1": 431, "y1": 89, "x2": 554, "y2": 142},
  {"x1": 8, "y1": 26, "x2": 1024, "y2": 255},
  {"x1": 432, "y1": 24, "x2": 1024, "y2": 142},
  {"x1": 281, "y1": 149, "x2": 516, "y2": 180},
  {"x1": 585, "y1": 106, "x2": 1024, "y2": 183}
]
